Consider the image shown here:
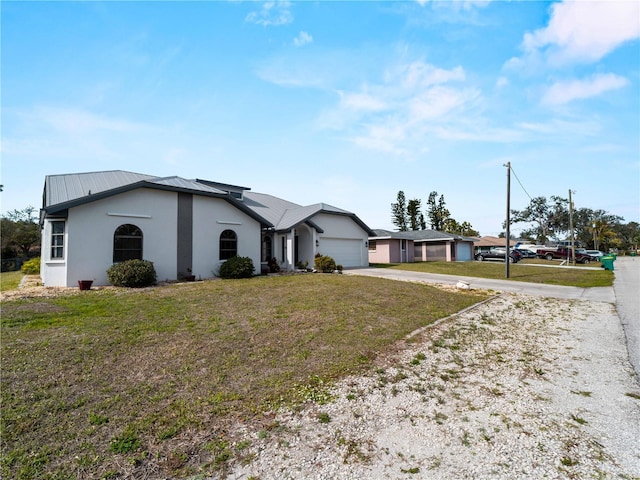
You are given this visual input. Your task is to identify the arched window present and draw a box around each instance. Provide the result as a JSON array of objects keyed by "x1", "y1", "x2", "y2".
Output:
[
  {"x1": 219, "y1": 229, "x2": 237, "y2": 260},
  {"x1": 113, "y1": 224, "x2": 143, "y2": 262}
]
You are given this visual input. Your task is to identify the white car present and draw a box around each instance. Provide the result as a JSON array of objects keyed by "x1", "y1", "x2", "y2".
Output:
[{"x1": 586, "y1": 250, "x2": 604, "y2": 261}]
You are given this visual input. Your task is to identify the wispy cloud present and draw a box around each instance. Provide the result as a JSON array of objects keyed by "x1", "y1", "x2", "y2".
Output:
[
  {"x1": 542, "y1": 73, "x2": 629, "y2": 105},
  {"x1": 293, "y1": 31, "x2": 312, "y2": 47},
  {"x1": 520, "y1": 1, "x2": 640, "y2": 67},
  {"x1": 320, "y1": 60, "x2": 491, "y2": 154},
  {"x1": 245, "y1": 1, "x2": 293, "y2": 27}
]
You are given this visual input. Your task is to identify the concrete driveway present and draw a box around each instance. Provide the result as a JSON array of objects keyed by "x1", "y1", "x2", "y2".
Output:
[{"x1": 345, "y1": 259, "x2": 640, "y2": 378}]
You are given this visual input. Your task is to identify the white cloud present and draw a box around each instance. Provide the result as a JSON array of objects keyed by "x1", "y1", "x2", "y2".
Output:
[
  {"x1": 542, "y1": 73, "x2": 629, "y2": 105},
  {"x1": 396, "y1": 62, "x2": 465, "y2": 88},
  {"x1": 339, "y1": 91, "x2": 387, "y2": 112},
  {"x1": 293, "y1": 31, "x2": 313, "y2": 47},
  {"x1": 495, "y1": 76, "x2": 509, "y2": 89},
  {"x1": 409, "y1": 86, "x2": 479, "y2": 122},
  {"x1": 245, "y1": 1, "x2": 293, "y2": 27},
  {"x1": 523, "y1": 1, "x2": 640, "y2": 65}
]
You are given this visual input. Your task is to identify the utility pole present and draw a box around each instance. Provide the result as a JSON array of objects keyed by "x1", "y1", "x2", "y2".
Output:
[
  {"x1": 569, "y1": 189, "x2": 575, "y2": 266},
  {"x1": 505, "y1": 162, "x2": 511, "y2": 278}
]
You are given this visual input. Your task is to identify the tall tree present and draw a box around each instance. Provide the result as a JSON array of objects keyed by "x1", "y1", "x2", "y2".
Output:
[
  {"x1": 426, "y1": 191, "x2": 450, "y2": 231},
  {"x1": 391, "y1": 191, "x2": 408, "y2": 231},
  {"x1": 1, "y1": 206, "x2": 40, "y2": 257},
  {"x1": 407, "y1": 199, "x2": 422, "y2": 231},
  {"x1": 510, "y1": 195, "x2": 569, "y2": 244}
]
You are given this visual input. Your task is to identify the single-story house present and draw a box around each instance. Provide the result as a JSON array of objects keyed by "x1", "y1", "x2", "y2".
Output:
[
  {"x1": 368, "y1": 229, "x2": 475, "y2": 263},
  {"x1": 474, "y1": 236, "x2": 516, "y2": 254},
  {"x1": 39, "y1": 170, "x2": 374, "y2": 287}
]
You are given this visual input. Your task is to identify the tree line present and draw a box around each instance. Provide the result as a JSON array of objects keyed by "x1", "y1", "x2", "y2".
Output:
[
  {"x1": 391, "y1": 191, "x2": 480, "y2": 237},
  {"x1": 389, "y1": 190, "x2": 639, "y2": 252},
  {"x1": 508, "y1": 195, "x2": 639, "y2": 252}
]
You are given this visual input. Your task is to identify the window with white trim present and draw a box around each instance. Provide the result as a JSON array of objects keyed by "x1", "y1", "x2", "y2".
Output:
[{"x1": 50, "y1": 221, "x2": 65, "y2": 259}]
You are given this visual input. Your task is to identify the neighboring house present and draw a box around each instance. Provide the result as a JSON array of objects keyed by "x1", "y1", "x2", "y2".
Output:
[
  {"x1": 368, "y1": 229, "x2": 475, "y2": 263},
  {"x1": 474, "y1": 236, "x2": 516, "y2": 254},
  {"x1": 40, "y1": 170, "x2": 373, "y2": 287}
]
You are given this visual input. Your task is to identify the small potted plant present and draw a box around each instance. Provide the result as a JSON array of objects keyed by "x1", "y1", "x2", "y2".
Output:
[{"x1": 78, "y1": 279, "x2": 93, "y2": 290}]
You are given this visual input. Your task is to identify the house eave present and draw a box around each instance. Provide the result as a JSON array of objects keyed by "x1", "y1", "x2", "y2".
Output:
[{"x1": 42, "y1": 181, "x2": 274, "y2": 228}]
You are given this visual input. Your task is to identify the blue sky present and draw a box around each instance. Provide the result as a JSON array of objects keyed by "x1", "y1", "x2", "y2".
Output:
[{"x1": 2, "y1": 0, "x2": 639, "y2": 236}]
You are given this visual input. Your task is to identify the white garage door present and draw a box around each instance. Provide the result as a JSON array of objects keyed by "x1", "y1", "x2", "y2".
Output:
[{"x1": 319, "y1": 238, "x2": 364, "y2": 267}]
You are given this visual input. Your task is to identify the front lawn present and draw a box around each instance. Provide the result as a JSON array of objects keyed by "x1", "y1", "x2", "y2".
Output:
[
  {"x1": 0, "y1": 271, "x2": 23, "y2": 292},
  {"x1": 1, "y1": 274, "x2": 487, "y2": 479}
]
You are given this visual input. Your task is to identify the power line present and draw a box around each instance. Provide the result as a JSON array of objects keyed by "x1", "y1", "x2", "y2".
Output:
[{"x1": 510, "y1": 165, "x2": 533, "y2": 201}]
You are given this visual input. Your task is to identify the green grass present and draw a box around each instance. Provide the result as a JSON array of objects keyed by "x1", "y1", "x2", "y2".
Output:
[
  {"x1": 0, "y1": 271, "x2": 24, "y2": 292},
  {"x1": 1, "y1": 274, "x2": 487, "y2": 479},
  {"x1": 371, "y1": 261, "x2": 613, "y2": 288}
]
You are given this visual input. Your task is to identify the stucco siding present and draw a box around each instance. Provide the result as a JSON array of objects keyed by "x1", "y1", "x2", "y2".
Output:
[
  {"x1": 192, "y1": 196, "x2": 261, "y2": 278},
  {"x1": 368, "y1": 240, "x2": 391, "y2": 263},
  {"x1": 63, "y1": 189, "x2": 178, "y2": 286}
]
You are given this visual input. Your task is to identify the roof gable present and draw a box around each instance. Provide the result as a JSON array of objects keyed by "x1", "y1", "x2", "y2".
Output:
[{"x1": 42, "y1": 170, "x2": 271, "y2": 227}]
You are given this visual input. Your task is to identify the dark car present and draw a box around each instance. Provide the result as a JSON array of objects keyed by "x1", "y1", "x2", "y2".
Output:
[
  {"x1": 514, "y1": 248, "x2": 537, "y2": 259},
  {"x1": 475, "y1": 248, "x2": 521, "y2": 263}
]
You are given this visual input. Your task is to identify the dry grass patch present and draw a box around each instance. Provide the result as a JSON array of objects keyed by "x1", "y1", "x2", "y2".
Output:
[{"x1": 1, "y1": 274, "x2": 487, "y2": 479}]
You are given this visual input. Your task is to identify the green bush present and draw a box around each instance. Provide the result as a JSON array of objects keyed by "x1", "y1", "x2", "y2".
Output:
[
  {"x1": 21, "y1": 257, "x2": 40, "y2": 274},
  {"x1": 314, "y1": 254, "x2": 336, "y2": 273},
  {"x1": 218, "y1": 256, "x2": 255, "y2": 279},
  {"x1": 107, "y1": 259, "x2": 157, "y2": 287}
]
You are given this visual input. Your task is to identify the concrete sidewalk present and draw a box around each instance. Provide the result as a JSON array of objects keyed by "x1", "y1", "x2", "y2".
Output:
[{"x1": 343, "y1": 267, "x2": 615, "y2": 303}]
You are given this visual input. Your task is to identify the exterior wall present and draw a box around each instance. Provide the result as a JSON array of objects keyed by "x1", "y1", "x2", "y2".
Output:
[
  {"x1": 192, "y1": 196, "x2": 262, "y2": 278},
  {"x1": 41, "y1": 219, "x2": 67, "y2": 286},
  {"x1": 368, "y1": 238, "x2": 414, "y2": 263},
  {"x1": 47, "y1": 189, "x2": 179, "y2": 287},
  {"x1": 368, "y1": 239, "x2": 392, "y2": 263},
  {"x1": 41, "y1": 189, "x2": 265, "y2": 287}
]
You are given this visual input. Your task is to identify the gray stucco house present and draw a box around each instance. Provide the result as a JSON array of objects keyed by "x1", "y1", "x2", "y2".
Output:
[{"x1": 40, "y1": 170, "x2": 374, "y2": 287}]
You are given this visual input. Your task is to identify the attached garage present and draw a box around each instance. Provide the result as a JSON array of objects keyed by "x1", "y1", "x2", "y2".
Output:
[{"x1": 319, "y1": 237, "x2": 366, "y2": 267}]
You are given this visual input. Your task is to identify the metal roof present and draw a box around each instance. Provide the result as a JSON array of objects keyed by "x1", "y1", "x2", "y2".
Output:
[
  {"x1": 243, "y1": 192, "x2": 373, "y2": 235},
  {"x1": 44, "y1": 170, "x2": 156, "y2": 207},
  {"x1": 41, "y1": 170, "x2": 373, "y2": 235}
]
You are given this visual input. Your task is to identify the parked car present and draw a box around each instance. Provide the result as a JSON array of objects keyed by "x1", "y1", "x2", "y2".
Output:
[
  {"x1": 535, "y1": 246, "x2": 592, "y2": 264},
  {"x1": 586, "y1": 250, "x2": 604, "y2": 261},
  {"x1": 475, "y1": 248, "x2": 522, "y2": 263},
  {"x1": 514, "y1": 248, "x2": 537, "y2": 259}
]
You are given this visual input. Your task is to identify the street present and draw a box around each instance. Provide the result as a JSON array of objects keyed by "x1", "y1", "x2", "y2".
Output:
[{"x1": 613, "y1": 256, "x2": 640, "y2": 380}]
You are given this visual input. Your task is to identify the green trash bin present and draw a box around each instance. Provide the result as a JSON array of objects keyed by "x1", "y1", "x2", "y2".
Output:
[{"x1": 601, "y1": 255, "x2": 615, "y2": 271}]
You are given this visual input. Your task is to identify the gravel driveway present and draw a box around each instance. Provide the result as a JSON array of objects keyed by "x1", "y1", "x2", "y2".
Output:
[{"x1": 228, "y1": 282, "x2": 640, "y2": 479}]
